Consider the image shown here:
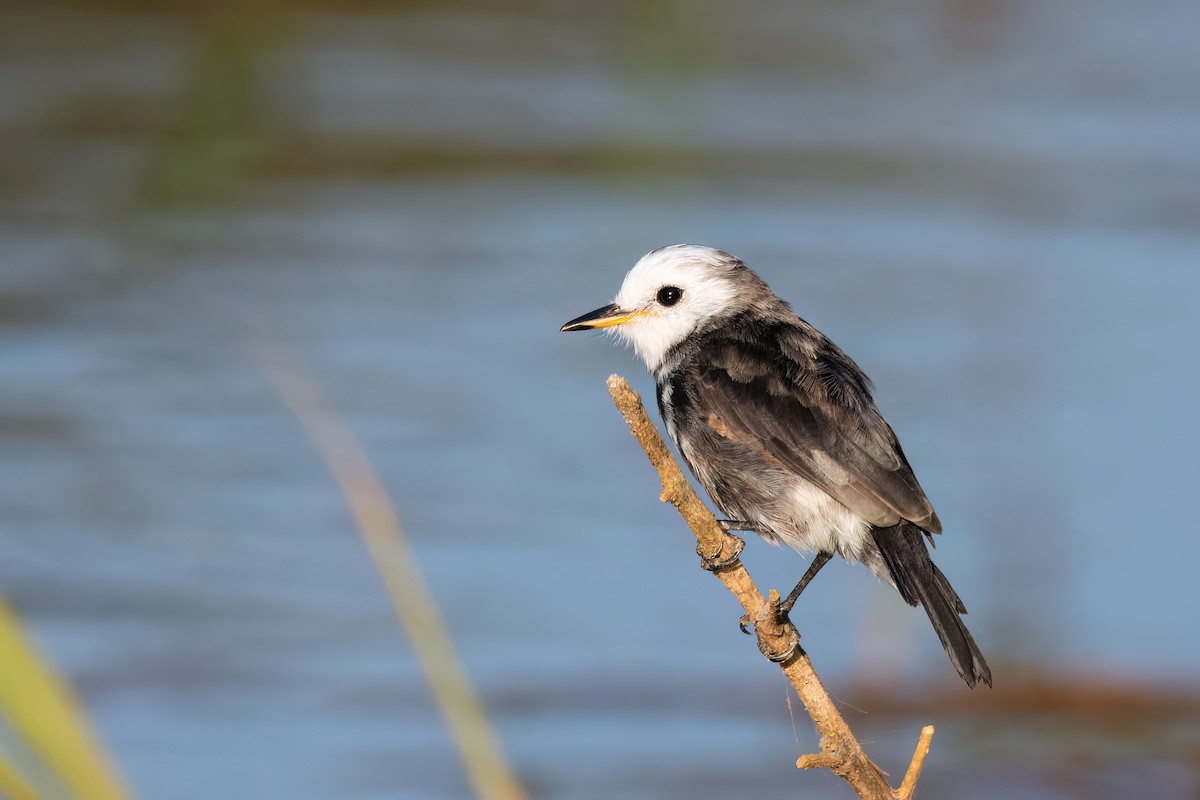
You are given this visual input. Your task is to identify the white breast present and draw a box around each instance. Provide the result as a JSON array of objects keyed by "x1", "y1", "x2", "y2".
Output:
[{"x1": 766, "y1": 479, "x2": 873, "y2": 561}]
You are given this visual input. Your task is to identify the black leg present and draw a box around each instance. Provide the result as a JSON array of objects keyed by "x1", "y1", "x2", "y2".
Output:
[
  {"x1": 779, "y1": 552, "x2": 833, "y2": 617},
  {"x1": 718, "y1": 519, "x2": 758, "y2": 533}
]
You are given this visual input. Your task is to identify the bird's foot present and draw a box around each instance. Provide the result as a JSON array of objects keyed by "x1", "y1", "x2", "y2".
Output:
[
  {"x1": 696, "y1": 533, "x2": 744, "y2": 571},
  {"x1": 738, "y1": 594, "x2": 795, "y2": 636},
  {"x1": 754, "y1": 590, "x2": 801, "y2": 663},
  {"x1": 760, "y1": 634, "x2": 801, "y2": 663}
]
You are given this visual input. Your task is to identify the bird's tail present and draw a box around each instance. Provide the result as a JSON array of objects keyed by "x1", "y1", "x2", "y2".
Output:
[{"x1": 870, "y1": 523, "x2": 993, "y2": 688}]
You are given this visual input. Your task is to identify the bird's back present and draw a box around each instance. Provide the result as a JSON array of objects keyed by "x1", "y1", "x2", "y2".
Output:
[{"x1": 654, "y1": 311, "x2": 940, "y2": 561}]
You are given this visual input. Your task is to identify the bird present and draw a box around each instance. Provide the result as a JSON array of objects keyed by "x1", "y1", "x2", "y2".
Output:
[{"x1": 561, "y1": 244, "x2": 991, "y2": 688}]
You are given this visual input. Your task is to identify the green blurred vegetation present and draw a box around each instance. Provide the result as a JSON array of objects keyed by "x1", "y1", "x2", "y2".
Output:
[
  {"x1": 141, "y1": 10, "x2": 281, "y2": 208},
  {"x1": 0, "y1": 599, "x2": 132, "y2": 800}
]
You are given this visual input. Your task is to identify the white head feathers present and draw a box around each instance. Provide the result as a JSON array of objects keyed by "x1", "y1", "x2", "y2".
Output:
[{"x1": 609, "y1": 245, "x2": 753, "y2": 371}]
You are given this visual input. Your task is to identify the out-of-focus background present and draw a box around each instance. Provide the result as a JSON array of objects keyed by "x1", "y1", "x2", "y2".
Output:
[{"x1": 2, "y1": 0, "x2": 1199, "y2": 798}]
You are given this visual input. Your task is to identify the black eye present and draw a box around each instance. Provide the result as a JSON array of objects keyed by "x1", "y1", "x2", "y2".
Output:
[{"x1": 656, "y1": 286, "x2": 683, "y2": 306}]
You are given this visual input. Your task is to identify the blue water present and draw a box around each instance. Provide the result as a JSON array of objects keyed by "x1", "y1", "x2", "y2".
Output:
[{"x1": 1, "y1": 2, "x2": 1199, "y2": 797}]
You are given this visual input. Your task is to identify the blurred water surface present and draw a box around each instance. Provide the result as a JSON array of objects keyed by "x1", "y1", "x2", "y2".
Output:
[{"x1": 2, "y1": 1, "x2": 1199, "y2": 798}]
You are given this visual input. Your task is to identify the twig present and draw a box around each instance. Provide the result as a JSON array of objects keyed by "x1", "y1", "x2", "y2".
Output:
[
  {"x1": 897, "y1": 726, "x2": 935, "y2": 800},
  {"x1": 606, "y1": 374, "x2": 935, "y2": 799}
]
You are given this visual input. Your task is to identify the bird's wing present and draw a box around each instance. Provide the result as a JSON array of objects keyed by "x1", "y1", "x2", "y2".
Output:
[{"x1": 690, "y1": 336, "x2": 941, "y2": 533}]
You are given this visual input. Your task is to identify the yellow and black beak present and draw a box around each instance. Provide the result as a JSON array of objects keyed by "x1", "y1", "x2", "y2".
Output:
[{"x1": 560, "y1": 304, "x2": 642, "y2": 332}]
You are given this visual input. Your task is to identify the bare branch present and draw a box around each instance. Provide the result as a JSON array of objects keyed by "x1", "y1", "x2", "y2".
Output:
[
  {"x1": 606, "y1": 374, "x2": 936, "y2": 799},
  {"x1": 897, "y1": 726, "x2": 936, "y2": 800}
]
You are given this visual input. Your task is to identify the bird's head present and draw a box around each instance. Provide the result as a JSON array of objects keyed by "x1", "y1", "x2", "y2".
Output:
[{"x1": 561, "y1": 244, "x2": 774, "y2": 372}]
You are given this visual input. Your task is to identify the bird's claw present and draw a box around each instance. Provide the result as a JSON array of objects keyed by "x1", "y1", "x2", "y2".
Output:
[
  {"x1": 696, "y1": 533, "x2": 744, "y2": 571},
  {"x1": 760, "y1": 631, "x2": 801, "y2": 663},
  {"x1": 738, "y1": 613, "x2": 754, "y2": 635}
]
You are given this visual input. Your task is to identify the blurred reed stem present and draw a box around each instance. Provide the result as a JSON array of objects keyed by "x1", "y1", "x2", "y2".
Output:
[{"x1": 255, "y1": 339, "x2": 527, "y2": 800}]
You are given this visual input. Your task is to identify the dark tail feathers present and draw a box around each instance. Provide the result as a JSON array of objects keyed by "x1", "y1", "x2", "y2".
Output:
[{"x1": 871, "y1": 523, "x2": 992, "y2": 688}]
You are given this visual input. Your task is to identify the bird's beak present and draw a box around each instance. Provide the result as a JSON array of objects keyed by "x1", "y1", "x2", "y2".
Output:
[{"x1": 560, "y1": 304, "x2": 642, "y2": 332}]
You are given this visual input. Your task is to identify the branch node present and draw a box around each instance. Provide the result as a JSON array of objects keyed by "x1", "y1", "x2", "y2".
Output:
[{"x1": 796, "y1": 752, "x2": 840, "y2": 771}]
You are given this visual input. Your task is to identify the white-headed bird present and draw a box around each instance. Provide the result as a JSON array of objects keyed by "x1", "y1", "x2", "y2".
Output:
[{"x1": 562, "y1": 244, "x2": 991, "y2": 688}]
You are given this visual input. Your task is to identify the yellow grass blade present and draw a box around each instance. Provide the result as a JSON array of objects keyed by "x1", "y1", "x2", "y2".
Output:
[
  {"x1": 0, "y1": 597, "x2": 132, "y2": 800},
  {"x1": 0, "y1": 755, "x2": 39, "y2": 800},
  {"x1": 254, "y1": 339, "x2": 527, "y2": 800}
]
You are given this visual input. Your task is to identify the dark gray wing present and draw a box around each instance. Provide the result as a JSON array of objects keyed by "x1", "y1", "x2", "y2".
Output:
[{"x1": 689, "y1": 332, "x2": 941, "y2": 533}]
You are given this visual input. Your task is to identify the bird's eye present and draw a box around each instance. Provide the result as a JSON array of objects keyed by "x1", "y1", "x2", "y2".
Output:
[{"x1": 657, "y1": 286, "x2": 683, "y2": 306}]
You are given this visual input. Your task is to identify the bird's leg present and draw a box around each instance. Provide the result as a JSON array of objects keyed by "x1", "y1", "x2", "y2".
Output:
[
  {"x1": 778, "y1": 552, "x2": 833, "y2": 618},
  {"x1": 717, "y1": 519, "x2": 758, "y2": 533},
  {"x1": 738, "y1": 553, "x2": 831, "y2": 642}
]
